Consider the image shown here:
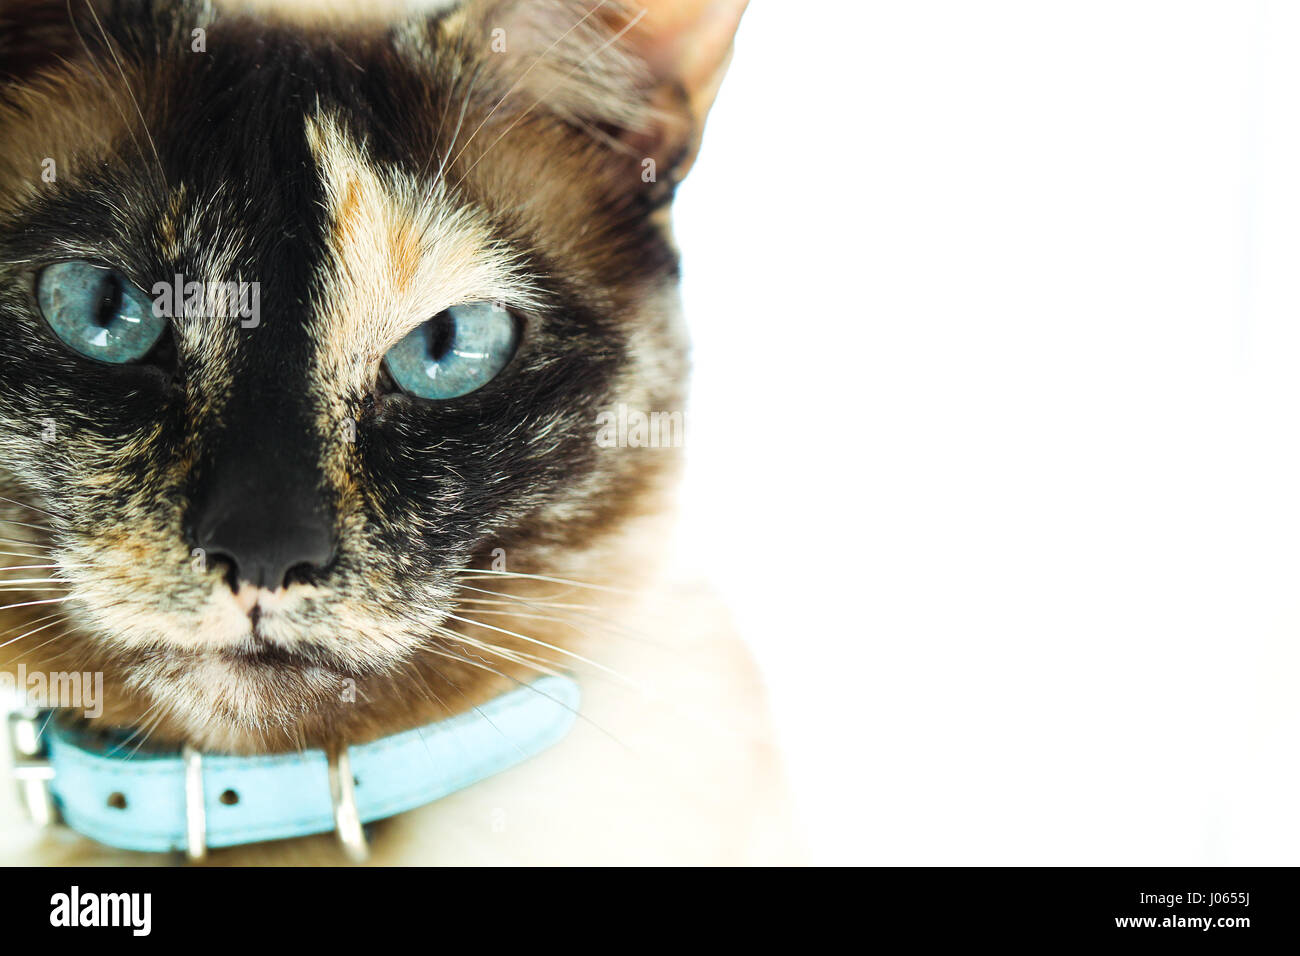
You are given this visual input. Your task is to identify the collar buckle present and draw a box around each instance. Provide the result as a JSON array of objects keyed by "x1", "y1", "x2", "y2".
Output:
[{"x1": 5, "y1": 707, "x2": 60, "y2": 828}]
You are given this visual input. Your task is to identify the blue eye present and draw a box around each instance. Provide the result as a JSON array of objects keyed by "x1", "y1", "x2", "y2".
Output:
[
  {"x1": 383, "y1": 302, "x2": 519, "y2": 400},
  {"x1": 36, "y1": 261, "x2": 164, "y2": 364}
]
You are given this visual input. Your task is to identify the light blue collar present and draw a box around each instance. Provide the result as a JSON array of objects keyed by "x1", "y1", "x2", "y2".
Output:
[{"x1": 9, "y1": 675, "x2": 579, "y2": 860}]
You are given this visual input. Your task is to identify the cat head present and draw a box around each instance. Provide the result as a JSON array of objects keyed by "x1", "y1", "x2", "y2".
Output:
[{"x1": 0, "y1": 0, "x2": 745, "y2": 750}]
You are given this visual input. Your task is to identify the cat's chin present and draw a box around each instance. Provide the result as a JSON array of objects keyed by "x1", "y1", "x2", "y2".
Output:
[
  {"x1": 115, "y1": 649, "x2": 408, "y2": 754},
  {"x1": 95, "y1": 617, "x2": 514, "y2": 754}
]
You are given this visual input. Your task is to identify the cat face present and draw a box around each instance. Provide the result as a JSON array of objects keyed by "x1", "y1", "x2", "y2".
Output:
[{"x1": 0, "y1": 0, "x2": 743, "y2": 751}]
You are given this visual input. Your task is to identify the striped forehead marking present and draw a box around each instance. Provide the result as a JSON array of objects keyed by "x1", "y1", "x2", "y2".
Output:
[{"x1": 303, "y1": 110, "x2": 539, "y2": 392}]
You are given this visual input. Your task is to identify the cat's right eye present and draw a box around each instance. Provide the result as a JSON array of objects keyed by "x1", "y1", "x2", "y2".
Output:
[
  {"x1": 383, "y1": 302, "x2": 520, "y2": 400},
  {"x1": 35, "y1": 260, "x2": 166, "y2": 364}
]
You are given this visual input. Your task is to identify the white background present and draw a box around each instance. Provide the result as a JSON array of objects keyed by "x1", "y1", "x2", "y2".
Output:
[{"x1": 674, "y1": 0, "x2": 1300, "y2": 864}]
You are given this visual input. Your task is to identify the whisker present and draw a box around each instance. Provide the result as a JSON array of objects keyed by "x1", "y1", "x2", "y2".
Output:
[
  {"x1": 448, "y1": 583, "x2": 769, "y2": 748},
  {"x1": 0, "y1": 536, "x2": 53, "y2": 550},
  {"x1": 442, "y1": 0, "x2": 613, "y2": 175},
  {"x1": 442, "y1": 611, "x2": 639, "y2": 688},
  {"x1": 421, "y1": 641, "x2": 631, "y2": 751},
  {"x1": 0, "y1": 615, "x2": 65, "y2": 651},
  {"x1": 436, "y1": 623, "x2": 670, "y2": 705},
  {"x1": 429, "y1": 60, "x2": 486, "y2": 187},
  {"x1": 0, "y1": 597, "x2": 70, "y2": 612},
  {"x1": 408, "y1": 651, "x2": 541, "y2": 765},
  {"x1": 77, "y1": 0, "x2": 166, "y2": 179},
  {"x1": 0, "y1": 610, "x2": 63, "y2": 639},
  {"x1": 421, "y1": 48, "x2": 472, "y2": 183},
  {"x1": 455, "y1": 581, "x2": 588, "y2": 603},
  {"x1": 453, "y1": 582, "x2": 668, "y2": 648},
  {"x1": 0, "y1": 550, "x2": 55, "y2": 561},
  {"x1": 0, "y1": 517, "x2": 56, "y2": 535},
  {"x1": 64, "y1": 0, "x2": 156, "y2": 177},
  {"x1": 456, "y1": 595, "x2": 599, "y2": 610},
  {"x1": 451, "y1": 606, "x2": 655, "y2": 654},
  {"x1": 0, "y1": 621, "x2": 69, "y2": 667},
  {"x1": 452, "y1": 567, "x2": 634, "y2": 595},
  {"x1": 433, "y1": 624, "x2": 565, "y2": 678},
  {"x1": 115, "y1": 703, "x2": 170, "y2": 760},
  {"x1": 0, "y1": 495, "x2": 65, "y2": 521}
]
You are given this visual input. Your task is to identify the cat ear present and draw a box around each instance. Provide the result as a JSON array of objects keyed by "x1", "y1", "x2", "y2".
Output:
[
  {"x1": 454, "y1": 0, "x2": 748, "y2": 182},
  {"x1": 621, "y1": 0, "x2": 749, "y2": 178}
]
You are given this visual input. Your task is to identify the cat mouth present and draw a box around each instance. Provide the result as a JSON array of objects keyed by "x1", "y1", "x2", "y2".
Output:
[
  {"x1": 213, "y1": 608, "x2": 338, "y2": 668},
  {"x1": 219, "y1": 639, "x2": 324, "y2": 670},
  {"x1": 211, "y1": 611, "x2": 402, "y2": 678},
  {"x1": 244, "y1": 606, "x2": 291, "y2": 649},
  {"x1": 208, "y1": 586, "x2": 341, "y2": 662},
  {"x1": 212, "y1": 636, "x2": 370, "y2": 682}
]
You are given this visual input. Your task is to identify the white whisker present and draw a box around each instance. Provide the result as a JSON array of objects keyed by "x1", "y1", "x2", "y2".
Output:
[
  {"x1": 0, "y1": 518, "x2": 56, "y2": 535},
  {"x1": 0, "y1": 495, "x2": 64, "y2": 521},
  {"x1": 453, "y1": 567, "x2": 634, "y2": 595},
  {"x1": 0, "y1": 597, "x2": 70, "y2": 612},
  {"x1": 0, "y1": 614, "x2": 64, "y2": 650},
  {"x1": 453, "y1": 582, "x2": 667, "y2": 648},
  {"x1": 442, "y1": 611, "x2": 639, "y2": 689},
  {"x1": 77, "y1": 0, "x2": 165, "y2": 179},
  {"x1": 430, "y1": 60, "x2": 485, "y2": 187},
  {"x1": 442, "y1": 0, "x2": 613, "y2": 175},
  {"x1": 0, "y1": 550, "x2": 54, "y2": 561},
  {"x1": 0, "y1": 609, "x2": 63, "y2": 640},
  {"x1": 434, "y1": 624, "x2": 565, "y2": 677},
  {"x1": 0, "y1": 537, "x2": 52, "y2": 551},
  {"x1": 422, "y1": 640, "x2": 631, "y2": 751}
]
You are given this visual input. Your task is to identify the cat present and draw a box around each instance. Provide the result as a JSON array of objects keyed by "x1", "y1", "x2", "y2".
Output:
[{"x1": 0, "y1": 0, "x2": 797, "y2": 864}]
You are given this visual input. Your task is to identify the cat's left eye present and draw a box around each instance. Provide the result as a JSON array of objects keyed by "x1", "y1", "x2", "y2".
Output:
[
  {"x1": 383, "y1": 302, "x2": 519, "y2": 400},
  {"x1": 35, "y1": 260, "x2": 165, "y2": 364}
]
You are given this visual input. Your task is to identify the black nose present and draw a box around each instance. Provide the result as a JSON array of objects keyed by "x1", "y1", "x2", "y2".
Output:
[{"x1": 192, "y1": 486, "x2": 335, "y2": 591}]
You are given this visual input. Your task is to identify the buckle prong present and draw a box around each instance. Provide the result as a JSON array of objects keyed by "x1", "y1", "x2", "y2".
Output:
[
  {"x1": 182, "y1": 744, "x2": 207, "y2": 862},
  {"x1": 328, "y1": 745, "x2": 368, "y2": 862}
]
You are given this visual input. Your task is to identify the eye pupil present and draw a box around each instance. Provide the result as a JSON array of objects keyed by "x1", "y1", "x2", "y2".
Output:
[
  {"x1": 425, "y1": 311, "x2": 455, "y2": 361},
  {"x1": 94, "y1": 274, "x2": 123, "y2": 328}
]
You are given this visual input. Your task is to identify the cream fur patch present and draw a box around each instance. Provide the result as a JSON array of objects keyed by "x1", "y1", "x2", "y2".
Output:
[{"x1": 303, "y1": 109, "x2": 539, "y2": 395}]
